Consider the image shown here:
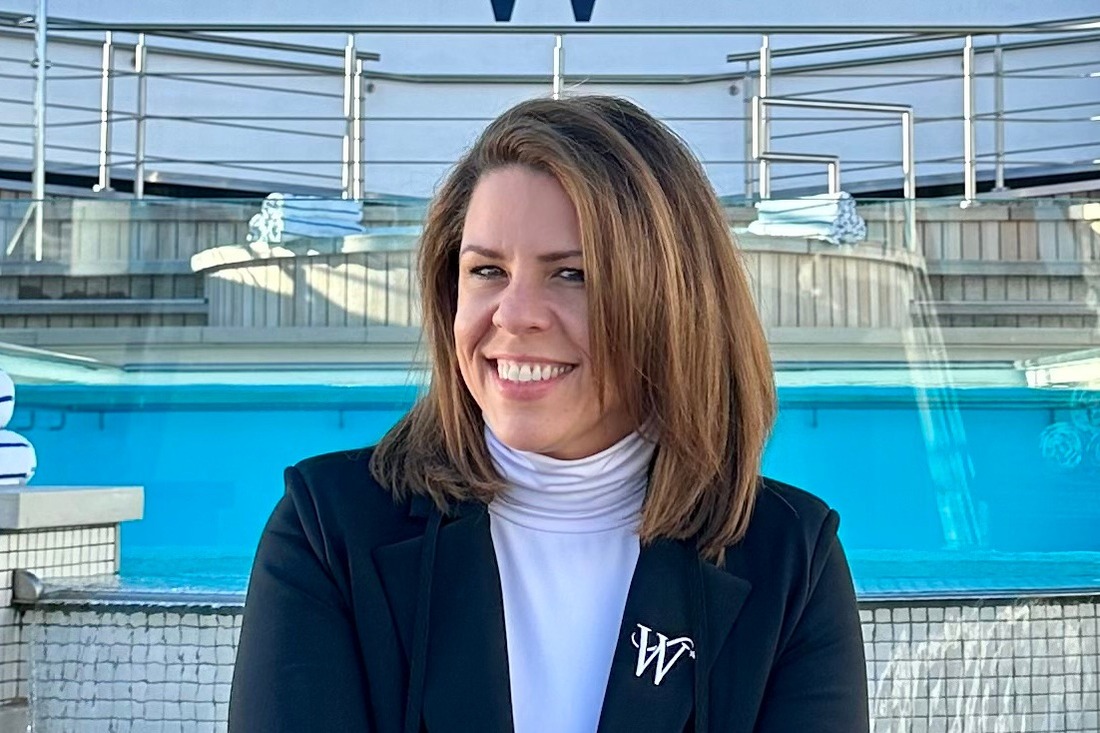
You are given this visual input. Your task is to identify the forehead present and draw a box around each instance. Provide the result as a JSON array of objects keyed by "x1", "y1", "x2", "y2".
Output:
[{"x1": 461, "y1": 166, "x2": 581, "y2": 254}]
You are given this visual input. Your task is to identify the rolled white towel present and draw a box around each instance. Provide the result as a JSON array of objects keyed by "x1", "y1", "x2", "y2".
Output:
[
  {"x1": 0, "y1": 429, "x2": 36, "y2": 485},
  {"x1": 751, "y1": 191, "x2": 866, "y2": 245},
  {"x1": 262, "y1": 193, "x2": 364, "y2": 223},
  {"x1": 280, "y1": 217, "x2": 367, "y2": 239},
  {"x1": 755, "y1": 192, "x2": 858, "y2": 226},
  {"x1": 247, "y1": 211, "x2": 290, "y2": 244},
  {"x1": 748, "y1": 219, "x2": 834, "y2": 240}
]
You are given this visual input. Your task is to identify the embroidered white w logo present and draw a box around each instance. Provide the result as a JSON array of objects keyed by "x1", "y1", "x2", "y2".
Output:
[{"x1": 630, "y1": 624, "x2": 695, "y2": 686}]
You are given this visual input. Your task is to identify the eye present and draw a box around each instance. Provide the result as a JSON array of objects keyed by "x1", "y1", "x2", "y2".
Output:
[
  {"x1": 557, "y1": 268, "x2": 585, "y2": 283},
  {"x1": 469, "y1": 265, "x2": 504, "y2": 279}
]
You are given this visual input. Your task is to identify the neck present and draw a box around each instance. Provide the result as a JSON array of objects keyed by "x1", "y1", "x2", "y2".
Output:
[{"x1": 484, "y1": 423, "x2": 657, "y2": 534}]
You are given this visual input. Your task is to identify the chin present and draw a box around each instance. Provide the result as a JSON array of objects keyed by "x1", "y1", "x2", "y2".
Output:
[{"x1": 486, "y1": 416, "x2": 566, "y2": 454}]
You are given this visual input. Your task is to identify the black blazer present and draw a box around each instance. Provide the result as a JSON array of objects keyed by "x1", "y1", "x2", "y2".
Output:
[{"x1": 228, "y1": 448, "x2": 869, "y2": 733}]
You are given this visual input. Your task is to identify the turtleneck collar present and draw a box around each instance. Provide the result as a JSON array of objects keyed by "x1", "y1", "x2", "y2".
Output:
[{"x1": 484, "y1": 422, "x2": 657, "y2": 534}]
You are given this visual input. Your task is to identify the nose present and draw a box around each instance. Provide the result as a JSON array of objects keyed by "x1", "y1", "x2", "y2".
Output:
[{"x1": 492, "y1": 278, "x2": 552, "y2": 334}]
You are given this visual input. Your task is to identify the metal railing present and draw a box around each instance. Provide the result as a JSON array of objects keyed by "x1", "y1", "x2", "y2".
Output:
[
  {"x1": 0, "y1": 11, "x2": 1098, "y2": 260},
  {"x1": 738, "y1": 18, "x2": 1100, "y2": 203},
  {"x1": 756, "y1": 152, "x2": 840, "y2": 195},
  {"x1": 753, "y1": 95, "x2": 915, "y2": 200}
]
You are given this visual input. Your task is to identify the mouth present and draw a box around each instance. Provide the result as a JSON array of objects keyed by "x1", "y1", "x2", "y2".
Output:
[
  {"x1": 484, "y1": 357, "x2": 577, "y2": 398},
  {"x1": 489, "y1": 358, "x2": 576, "y2": 382}
]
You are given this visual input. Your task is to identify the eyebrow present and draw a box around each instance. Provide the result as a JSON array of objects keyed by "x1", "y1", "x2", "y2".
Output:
[{"x1": 459, "y1": 244, "x2": 583, "y2": 263}]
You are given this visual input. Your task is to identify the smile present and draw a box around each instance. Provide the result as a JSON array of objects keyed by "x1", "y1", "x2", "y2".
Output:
[{"x1": 494, "y1": 359, "x2": 576, "y2": 383}]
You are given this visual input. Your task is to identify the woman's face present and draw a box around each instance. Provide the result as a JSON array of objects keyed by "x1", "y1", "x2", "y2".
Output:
[{"x1": 453, "y1": 165, "x2": 634, "y2": 460}]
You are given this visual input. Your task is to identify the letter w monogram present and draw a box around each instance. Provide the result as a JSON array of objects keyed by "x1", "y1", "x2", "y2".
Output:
[
  {"x1": 491, "y1": 0, "x2": 597, "y2": 22},
  {"x1": 631, "y1": 624, "x2": 695, "y2": 686}
]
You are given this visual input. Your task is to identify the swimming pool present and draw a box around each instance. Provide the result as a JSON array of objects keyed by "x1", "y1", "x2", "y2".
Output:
[{"x1": 13, "y1": 375, "x2": 1100, "y2": 597}]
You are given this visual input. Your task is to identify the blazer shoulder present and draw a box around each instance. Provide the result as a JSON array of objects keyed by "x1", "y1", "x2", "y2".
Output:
[
  {"x1": 733, "y1": 476, "x2": 841, "y2": 565},
  {"x1": 292, "y1": 446, "x2": 378, "y2": 489},
  {"x1": 285, "y1": 446, "x2": 416, "y2": 545},
  {"x1": 757, "y1": 476, "x2": 837, "y2": 529}
]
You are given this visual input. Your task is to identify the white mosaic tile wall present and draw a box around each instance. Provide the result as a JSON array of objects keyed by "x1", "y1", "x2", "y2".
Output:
[
  {"x1": 864, "y1": 599, "x2": 1100, "y2": 732},
  {"x1": 27, "y1": 606, "x2": 242, "y2": 733},
  {"x1": 20, "y1": 596, "x2": 1100, "y2": 732},
  {"x1": 0, "y1": 525, "x2": 117, "y2": 704}
]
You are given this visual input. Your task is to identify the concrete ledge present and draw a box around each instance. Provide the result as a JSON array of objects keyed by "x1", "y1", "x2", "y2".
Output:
[
  {"x1": 913, "y1": 300, "x2": 1098, "y2": 317},
  {"x1": 1020, "y1": 347, "x2": 1100, "y2": 388},
  {"x1": 12, "y1": 571, "x2": 245, "y2": 610},
  {"x1": 0, "y1": 486, "x2": 143, "y2": 531},
  {"x1": 0, "y1": 701, "x2": 27, "y2": 733},
  {"x1": 0, "y1": 260, "x2": 192, "y2": 276},
  {"x1": 733, "y1": 232, "x2": 924, "y2": 269},
  {"x1": 0, "y1": 325, "x2": 421, "y2": 347},
  {"x1": 0, "y1": 298, "x2": 207, "y2": 316},
  {"x1": 190, "y1": 229, "x2": 422, "y2": 274},
  {"x1": 926, "y1": 260, "x2": 1100, "y2": 277}
]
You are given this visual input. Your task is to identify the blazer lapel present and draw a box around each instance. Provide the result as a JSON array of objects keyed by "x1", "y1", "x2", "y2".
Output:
[
  {"x1": 373, "y1": 502, "x2": 514, "y2": 733},
  {"x1": 597, "y1": 540, "x2": 752, "y2": 733}
]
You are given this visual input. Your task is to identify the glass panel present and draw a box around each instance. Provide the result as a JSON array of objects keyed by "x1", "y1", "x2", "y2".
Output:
[{"x1": 3, "y1": 194, "x2": 1099, "y2": 596}]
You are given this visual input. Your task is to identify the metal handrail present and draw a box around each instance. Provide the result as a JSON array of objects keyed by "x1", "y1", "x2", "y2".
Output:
[
  {"x1": 0, "y1": 24, "x2": 744, "y2": 87},
  {"x1": 746, "y1": 27, "x2": 1098, "y2": 203},
  {"x1": 0, "y1": 29, "x2": 380, "y2": 77},
  {"x1": 24, "y1": 20, "x2": 1100, "y2": 34},
  {"x1": 725, "y1": 14, "x2": 1100, "y2": 63},
  {"x1": 5, "y1": 24, "x2": 1095, "y2": 87},
  {"x1": 743, "y1": 32, "x2": 1100, "y2": 77},
  {"x1": 758, "y1": 152, "x2": 840, "y2": 194},
  {"x1": 753, "y1": 96, "x2": 916, "y2": 200}
]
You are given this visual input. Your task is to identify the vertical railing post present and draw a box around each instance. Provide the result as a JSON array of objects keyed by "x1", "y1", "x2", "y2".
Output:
[
  {"x1": 93, "y1": 30, "x2": 114, "y2": 193},
  {"x1": 341, "y1": 34, "x2": 355, "y2": 199},
  {"x1": 351, "y1": 56, "x2": 364, "y2": 200},
  {"x1": 901, "y1": 111, "x2": 915, "y2": 201},
  {"x1": 134, "y1": 32, "x2": 147, "y2": 199},
  {"x1": 993, "y1": 34, "x2": 1006, "y2": 192},
  {"x1": 962, "y1": 35, "x2": 977, "y2": 205},
  {"x1": 757, "y1": 34, "x2": 771, "y2": 199},
  {"x1": 902, "y1": 108, "x2": 917, "y2": 249},
  {"x1": 552, "y1": 34, "x2": 564, "y2": 100},
  {"x1": 742, "y1": 61, "x2": 755, "y2": 199},
  {"x1": 31, "y1": 0, "x2": 48, "y2": 261},
  {"x1": 826, "y1": 160, "x2": 840, "y2": 194},
  {"x1": 751, "y1": 95, "x2": 770, "y2": 199}
]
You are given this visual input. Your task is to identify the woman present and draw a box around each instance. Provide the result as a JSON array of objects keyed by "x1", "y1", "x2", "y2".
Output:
[{"x1": 229, "y1": 95, "x2": 869, "y2": 733}]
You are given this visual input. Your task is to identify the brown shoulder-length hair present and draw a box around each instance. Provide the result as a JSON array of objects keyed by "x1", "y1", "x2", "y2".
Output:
[{"x1": 371, "y1": 94, "x2": 776, "y2": 562}]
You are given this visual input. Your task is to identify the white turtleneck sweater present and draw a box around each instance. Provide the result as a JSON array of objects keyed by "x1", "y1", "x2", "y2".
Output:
[{"x1": 485, "y1": 425, "x2": 657, "y2": 733}]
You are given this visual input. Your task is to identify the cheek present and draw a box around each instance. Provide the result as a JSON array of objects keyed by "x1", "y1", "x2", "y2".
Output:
[
  {"x1": 453, "y1": 292, "x2": 491, "y2": 364},
  {"x1": 558, "y1": 296, "x2": 591, "y2": 355},
  {"x1": 452, "y1": 313, "x2": 481, "y2": 399}
]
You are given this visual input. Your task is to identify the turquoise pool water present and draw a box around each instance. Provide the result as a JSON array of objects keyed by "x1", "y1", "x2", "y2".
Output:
[{"x1": 13, "y1": 380, "x2": 1100, "y2": 597}]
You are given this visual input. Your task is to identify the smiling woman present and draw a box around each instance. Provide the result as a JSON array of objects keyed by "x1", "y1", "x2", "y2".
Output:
[
  {"x1": 229, "y1": 96, "x2": 869, "y2": 733},
  {"x1": 455, "y1": 166, "x2": 634, "y2": 459}
]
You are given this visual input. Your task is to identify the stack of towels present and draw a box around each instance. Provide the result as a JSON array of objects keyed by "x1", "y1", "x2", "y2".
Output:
[
  {"x1": 0, "y1": 369, "x2": 36, "y2": 485},
  {"x1": 247, "y1": 193, "x2": 368, "y2": 244},
  {"x1": 747, "y1": 192, "x2": 867, "y2": 245}
]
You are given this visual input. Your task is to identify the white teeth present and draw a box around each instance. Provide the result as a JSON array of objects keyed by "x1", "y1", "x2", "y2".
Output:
[{"x1": 495, "y1": 359, "x2": 573, "y2": 383}]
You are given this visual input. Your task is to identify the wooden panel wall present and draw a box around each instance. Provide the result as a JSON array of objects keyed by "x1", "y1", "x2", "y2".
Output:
[
  {"x1": 68, "y1": 202, "x2": 251, "y2": 267},
  {"x1": 0, "y1": 274, "x2": 206, "y2": 329},
  {"x1": 206, "y1": 251, "x2": 418, "y2": 329},
  {"x1": 207, "y1": 248, "x2": 916, "y2": 331},
  {"x1": 909, "y1": 203, "x2": 1100, "y2": 328},
  {"x1": 0, "y1": 200, "x2": 252, "y2": 269},
  {"x1": 741, "y1": 250, "x2": 914, "y2": 330}
]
